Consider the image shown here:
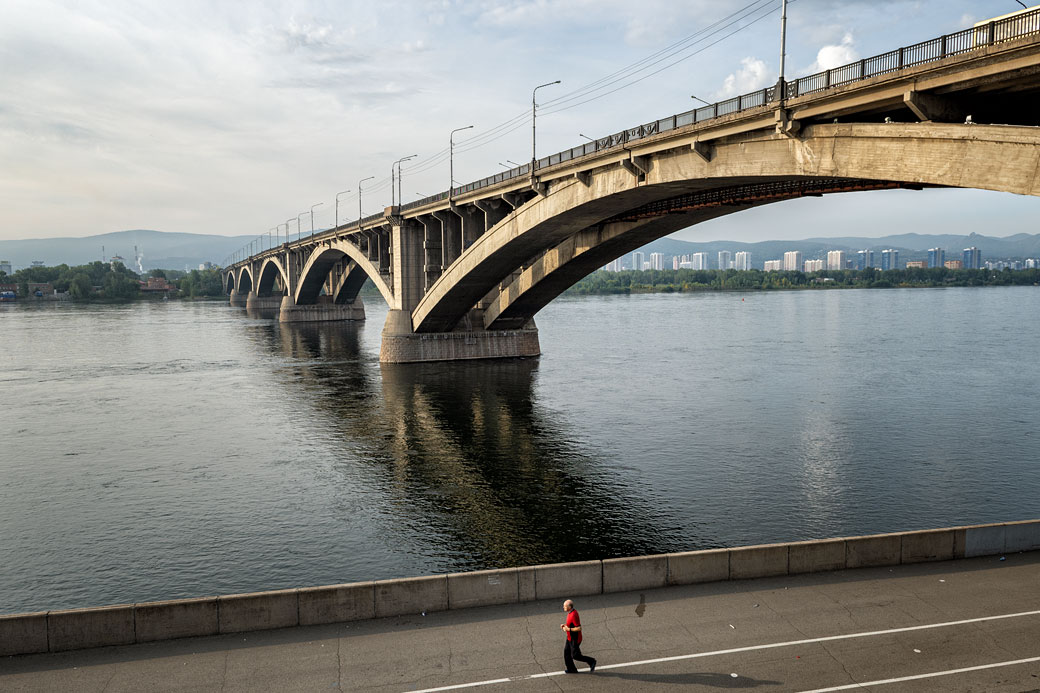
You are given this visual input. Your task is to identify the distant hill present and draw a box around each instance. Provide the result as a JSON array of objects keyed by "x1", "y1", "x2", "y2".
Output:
[
  {"x1": 0, "y1": 229, "x2": 253, "y2": 271},
  {"x1": 2, "y1": 229, "x2": 1038, "y2": 273}
]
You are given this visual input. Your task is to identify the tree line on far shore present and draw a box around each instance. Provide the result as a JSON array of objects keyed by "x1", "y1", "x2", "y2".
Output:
[
  {"x1": 0, "y1": 262, "x2": 226, "y2": 301},
  {"x1": 5, "y1": 263, "x2": 1037, "y2": 303},
  {"x1": 563, "y1": 267, "x2": 1040, "y2": 295}
]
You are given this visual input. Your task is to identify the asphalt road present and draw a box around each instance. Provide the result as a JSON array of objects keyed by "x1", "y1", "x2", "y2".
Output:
[{"x1": 2, "y1": 553, "x2": 1039, "y2": 692}]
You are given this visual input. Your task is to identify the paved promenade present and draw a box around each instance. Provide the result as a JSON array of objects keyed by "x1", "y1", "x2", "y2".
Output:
[{"x1": 2, "y1": 553, "x2": 1039, "y2": 692}]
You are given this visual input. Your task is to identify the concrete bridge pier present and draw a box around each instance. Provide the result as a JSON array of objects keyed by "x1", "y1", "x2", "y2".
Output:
[
  {"x1": 228, "y1": 288, "x2": 246, "y2": 307},
  {"x1": 278, "y1": 294, "x2": 365, "y2": 323},
  {"x1": 379, "y1": 214, "x2": 540, "y2": 363},
  {"x1": 379, "y1": 314, "x2": 540, "y2": 363},
  {"x1": 245, "y1": 292, "x2": 282, "y2": 312}
]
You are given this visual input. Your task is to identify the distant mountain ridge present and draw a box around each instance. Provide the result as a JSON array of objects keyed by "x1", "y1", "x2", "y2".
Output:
[
  {"x1": 0, "y1": 229, "x2": 252, "y2": 271},
  {"x1": 1, "y1": 229, "x2": 1037, "y2": 273}
]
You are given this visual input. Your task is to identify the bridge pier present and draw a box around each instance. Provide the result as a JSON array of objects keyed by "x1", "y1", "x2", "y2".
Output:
[
  {"x1": 278, "y1": 295, "x2": 365, "y2": 323},
  {"x1": 245, "y1": 292, "x2": 283, "y2": 312},
  {"x1": 228, "y1": 289, "x2": 246, "y2": 307},
  {"x1": 380, "y1": 310, "x2": 540, "y2": 363}
]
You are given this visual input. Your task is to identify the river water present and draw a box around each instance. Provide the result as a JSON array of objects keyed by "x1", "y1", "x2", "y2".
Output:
[{"x1": 1, "y1": 287, "x2": 1038, "y2": 614}]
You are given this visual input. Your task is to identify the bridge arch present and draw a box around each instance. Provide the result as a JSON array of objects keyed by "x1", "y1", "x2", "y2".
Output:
[
  {"x1": 236, "y1": 265, "x2": 254, "y2": 294},
  {"x1": 295, "y1": 240, "x2": 393, "y2": 306},
  {"x1": 256, "y1": 257, "x2": 288, "y2": 297},
  {"x1": 413, "y1": 122, "x2": 1040, "y2": 333}
]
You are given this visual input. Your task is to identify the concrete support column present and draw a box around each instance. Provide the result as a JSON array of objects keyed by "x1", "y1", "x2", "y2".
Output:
[
  {"x1": 433, "y1": 211, "x2": 461, "y2": 270},
  {"x1": 389, "y1": 219, "x2": 425, "y2": 312},
  {"x1": 475, "y1": 198, "x2": 510, "y2": 231},
  {"x1": 456, "y1": 204, "x2": 485, "y2": 251},
  {"x1": 229, "y1": 288, "x2": 246, "y2": 307},
  {"x1": 419, "y1": 216, "x2": 443, "y2": 293}
]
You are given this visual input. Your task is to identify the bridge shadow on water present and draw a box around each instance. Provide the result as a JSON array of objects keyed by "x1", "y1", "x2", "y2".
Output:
[{"x1": 246, "y1": 319, "x2": 696, "y2": 574}]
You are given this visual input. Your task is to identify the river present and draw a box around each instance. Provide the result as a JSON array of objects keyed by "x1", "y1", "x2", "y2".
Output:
[{"x1": 1, "y1": 286, "x2": 1038, "y2": 614}]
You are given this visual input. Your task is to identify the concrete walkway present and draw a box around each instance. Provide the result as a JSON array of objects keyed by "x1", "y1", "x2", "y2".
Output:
[{"x1": 2, "y1": 553, "x2": 1039, "y2": 692}]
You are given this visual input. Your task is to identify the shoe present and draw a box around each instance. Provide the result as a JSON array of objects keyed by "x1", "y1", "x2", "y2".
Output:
[
  {"x1": 564, "y1": 669, "x2": 579, "y2": 674},
  {"x1": 589, "y1": 659, "x2": 597, "y2": 673}
]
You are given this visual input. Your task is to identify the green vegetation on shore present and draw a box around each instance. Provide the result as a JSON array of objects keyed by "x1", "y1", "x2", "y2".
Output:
[
  {"x1": 563, "y1": 267, "x2": 1040, "y2": 295},
  {"x1": 0, "y1": 263, "x2": 226, "y2": 301}
]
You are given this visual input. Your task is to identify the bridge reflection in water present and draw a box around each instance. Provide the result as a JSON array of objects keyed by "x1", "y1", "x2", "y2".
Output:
[{"x1": 243, "y1": 319, "x2": 713, "y2": 574}]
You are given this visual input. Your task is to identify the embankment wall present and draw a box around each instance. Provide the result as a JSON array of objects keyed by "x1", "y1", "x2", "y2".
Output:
[{"x1": 2, "y1": 519, "x2": 1037, "y2": 657}]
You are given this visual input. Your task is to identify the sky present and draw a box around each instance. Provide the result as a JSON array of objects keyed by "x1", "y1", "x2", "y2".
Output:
[{"x1": 2, "y1": 0, "x2": 1038, "y2": 245}]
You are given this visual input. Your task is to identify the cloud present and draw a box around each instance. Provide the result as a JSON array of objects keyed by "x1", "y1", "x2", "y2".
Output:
[
  {"x1": 807, "y1": 33, "x2": 858, "y2": 73},
  {"x1": 717, "y1": 57, "x2": 771, "y2": 98}
]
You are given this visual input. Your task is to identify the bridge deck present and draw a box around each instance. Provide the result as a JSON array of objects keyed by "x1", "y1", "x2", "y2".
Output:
[{"x1": 3, "y1": 553, "x2": 1038, "y2": 692}]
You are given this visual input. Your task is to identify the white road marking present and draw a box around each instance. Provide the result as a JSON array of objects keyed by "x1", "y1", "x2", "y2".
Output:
[
  {"x1": 798, "y1": 656, "x2": 1040, "y2": 692},
  {"x1": 405, "y1": 609, "x2": 1040, "y2": 693}
]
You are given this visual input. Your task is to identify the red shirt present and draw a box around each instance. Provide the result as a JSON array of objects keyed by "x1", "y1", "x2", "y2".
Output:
[{"x1": 565, "y1": 609, "x2": 582, "y2": 644}]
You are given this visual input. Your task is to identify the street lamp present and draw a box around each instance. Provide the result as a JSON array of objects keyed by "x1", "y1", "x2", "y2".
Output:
[
  {"x1": 505, "y1": 159, "x2": 520, "y2": 166},
  {"x1": 690, "y1": 95, "x2": 711, "y2": 106},
  {"x1": 449, "y1": 125, "x2": 473, "y2": 205},
  {"x1": 309, "y1": 202, "x2": 323, "y2": 236},
  {"x1": 335, "y1": 190, "x2": 351, "y2": 230},
  {"x1": 358, "y1": 175, "x2": 375, "y2": 222},
  {"x1": 296, "y1": 212, "x2": 307, "y2": 241},
  {"x1": 392, "y1": 154, "x2": 418, "y2": 206},
  {"x1": 531, "y1": 80, "x2": 561, "y2": 175},
  {"x1": 270, "y1": 227, "x2": 278, "y2": 247}
]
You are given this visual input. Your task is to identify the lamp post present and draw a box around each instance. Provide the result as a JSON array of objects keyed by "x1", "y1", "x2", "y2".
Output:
[
  {"x1": 358, "y1": 176, "x2": 375, "y2": 222},
  {"x1": 335, "y1": 190, "x2": 351, "y2": 230},
  {"x1": 531, "y1": 80, "x2": 561, "y2": 176},
  {"x1": 285, "y1": 220, "x2": 294, "y2": 245},
  {"x1": 505, "y1": 159, "x2": 520, "y2": 166},
  {"x1": 690, "y1": 95, "x2": 711, "y2": 106},
  {"x1": 309, "y1": 202, "x2": 323, "y2": 236},
  {"x1": 392, "y1": 155, "x2": 418, "y2": 206},
  {"x1": 449, "y1": 125, "x2": 473, "y2": 205},
  {"x1": 296, "y1": 212, "x2": 307, "y2": 241}
]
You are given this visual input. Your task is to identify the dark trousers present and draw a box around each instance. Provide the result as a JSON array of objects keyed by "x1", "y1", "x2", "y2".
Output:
[{"x1": 564, "y1": 639, "x2": 594, "y2": 672}]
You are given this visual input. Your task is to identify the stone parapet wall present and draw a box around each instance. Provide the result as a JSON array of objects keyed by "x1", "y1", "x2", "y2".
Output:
[{"x1": 2, "y1": 520, "x2": 1037, "y2": 657}]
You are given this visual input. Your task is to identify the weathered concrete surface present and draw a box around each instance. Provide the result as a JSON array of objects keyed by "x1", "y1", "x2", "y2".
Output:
[{"x1": 3, "y1": 554, "x2": 1038, "y2": 692}]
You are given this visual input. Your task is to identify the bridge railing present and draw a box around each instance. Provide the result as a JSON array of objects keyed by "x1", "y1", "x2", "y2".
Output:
[{"x1": 231, "y1": 7, "x2": 1040, "y2": 266}]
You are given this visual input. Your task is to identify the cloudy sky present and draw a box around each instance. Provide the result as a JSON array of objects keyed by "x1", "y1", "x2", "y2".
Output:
[{"x1": 2, "y1": 0, "x2": 1037, "y2": 245}]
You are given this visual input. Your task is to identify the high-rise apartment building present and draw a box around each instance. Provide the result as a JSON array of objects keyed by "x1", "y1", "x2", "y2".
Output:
[
  {"x1": 927, "y1": 247, "x2": 945, "y2": 268},
  {"x1": 856, "y1": 249, "x2": 874, "y2": 270},
  {"x1": 602, "y1": 258, "x2": 624, "y2": 272},
  {"x1": 804, "y1": 259, "x2": 824, "y2": 272},
  {"x1": 632, "y1": 252, "x2": 644, "y2": 271},
  {"x1": 0, "y1": 260, "x2": 11, "y2": 275},
  {"x1": 718, "y1": 250, "x2": 732, "y2": 270},
  {"x1": 649, "y1": 252, "x2": 665, "y2": 270},
  {"x1": 764, "y1": 260, "x2": 783, "y2": 271},
  {"x1": 734, "y1": 251, "x2": 751, "y2": 270},
  {"x1": 783, "y1": 251, "x2": 803, "y2": 271},
  {"x1": 963, "y1": 246, "x2": 982, "y2": 269},
  {"x1": 826, "y1": 250, "x2": 846, "y2": 270},
  {"x1": 881, "y1": 249, "x2": 899, "y2": 270},
  {"x1": 691, "y1": 252, "x2": 709, "y2": 270}
]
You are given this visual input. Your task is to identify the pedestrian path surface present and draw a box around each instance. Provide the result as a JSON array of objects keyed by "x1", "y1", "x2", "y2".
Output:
[{"x1": 2, "y1": 554, "x2": 1039, "y2": 692}]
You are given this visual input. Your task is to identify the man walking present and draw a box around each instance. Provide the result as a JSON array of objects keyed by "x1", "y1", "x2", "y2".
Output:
[{"x1": 561, "y1": 599, "x2": 596, "y2": 674}]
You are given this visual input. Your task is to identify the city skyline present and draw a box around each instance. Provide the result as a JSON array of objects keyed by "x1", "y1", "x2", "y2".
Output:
[{"x1": 3, "y1": 1, "x2": 1039, "y2": 243}]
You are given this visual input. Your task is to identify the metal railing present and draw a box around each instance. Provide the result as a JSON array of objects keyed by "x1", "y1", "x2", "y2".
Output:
[{"x1": 229, "y1": 7, "x2": 1040, "y2": 267}]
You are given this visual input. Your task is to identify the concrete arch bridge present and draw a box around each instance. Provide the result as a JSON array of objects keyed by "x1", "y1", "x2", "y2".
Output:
[{"x1": 225, "y1": 15, "x2": 1040, "y2": 362}]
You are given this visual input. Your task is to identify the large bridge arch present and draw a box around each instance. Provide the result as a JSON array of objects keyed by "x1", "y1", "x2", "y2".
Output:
[
  {"x1": 295, "y1": 240, "x2": 393, "y2": 306},
  {"x1": 256, "y1": 257, "x2": 288, "y2": 297},
  {"x1": 413, "y1": 121, "x2": 1040, "y2": 333}
]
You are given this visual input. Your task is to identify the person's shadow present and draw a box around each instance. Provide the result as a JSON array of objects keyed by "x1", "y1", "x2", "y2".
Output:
[{"x1": 590, "y1": 671, "x2": 781, "y2": 688}]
